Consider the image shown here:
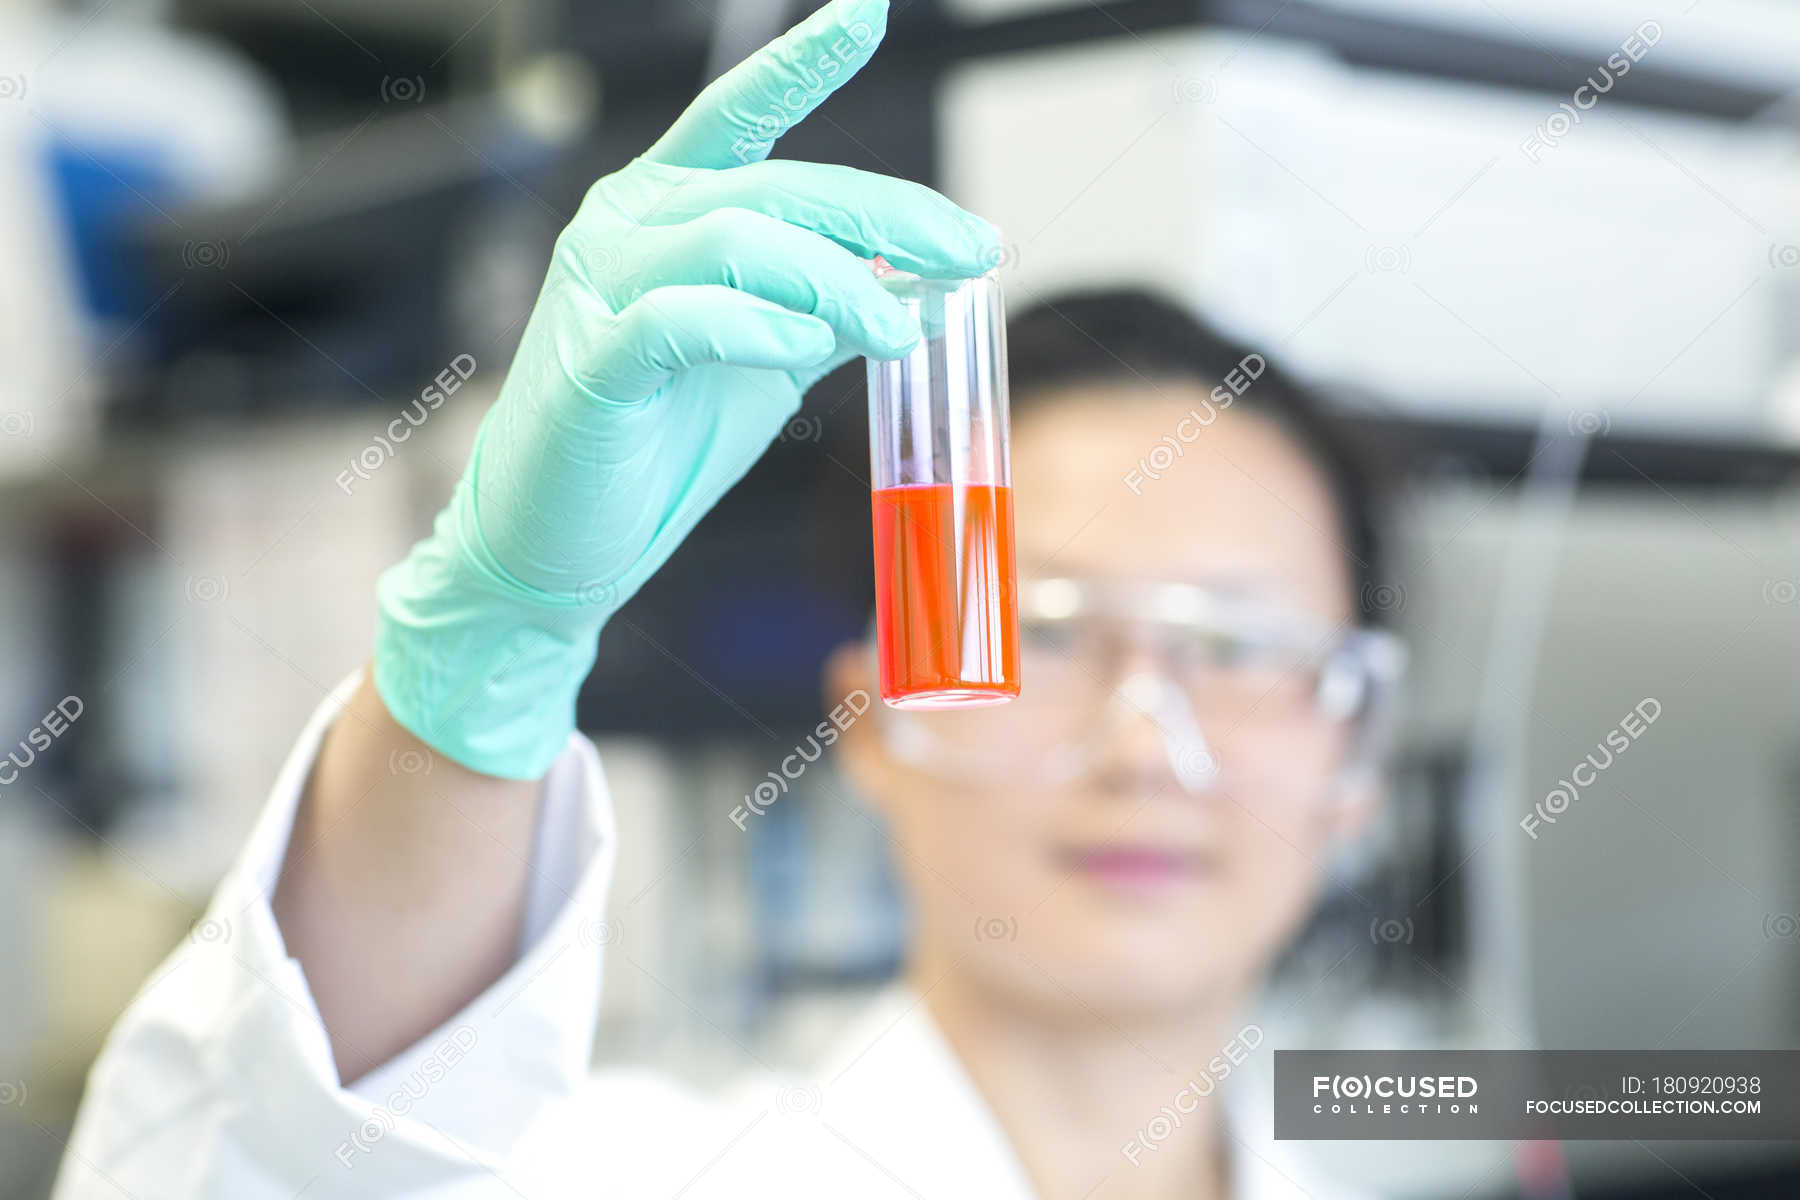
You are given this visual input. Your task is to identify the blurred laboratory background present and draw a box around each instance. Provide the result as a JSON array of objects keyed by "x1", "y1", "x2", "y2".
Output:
[{"x1": 4, "y1": 0, "x2": 1800, "y2": 1195}]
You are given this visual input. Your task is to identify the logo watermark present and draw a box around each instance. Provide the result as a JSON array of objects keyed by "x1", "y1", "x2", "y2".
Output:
[
  {"x1": 1, "y1": 696, "x2": 84, "y2": 789},
  {"x1": 1370, "y1": 916, "x2": 1414, "y2": 945},
  {"x1": 186, "y1": 574, "x2": 229, "y2": 603},
  {"x1": 974, "y1": 916, "x2": 1017, "y2": 942},
  {"x1": 1278, "y1": 1050, "x2": 1776, "y2": 1139},
  {"x1": 775, "y1": 1085, "x2": 823, "y2": 1116},
  {"x1": 577, "y1": 918, "x2": 620, "y2": 949},
  {"x1": 1172, "y1": 76, "x2": 1216, "y2": 105},
  {"x1": 1568, "y1": 409, "x2": 1611, "y2": 437},
  {"x1": 380, "y1": 75, "x2": 425, "y2": 104},
  {"x1": 1365, "y1": 245, "x2": 1411, "y2": 274},
  {"x1": 181, "y1": 240, "x2": 229, "y2": 270},
  {"x1": 189, "y1": 916, "x2": 232, "y2": 945},
  {"x1": 1311, "y1": 1072, "x2": 1479, "y2": 1114},
  {"x1": 337, "y1": 353, "x2": 477, "y2": 494},
  {"x1": 334, "y1": 1025, "x2": 478, "y2": 1166},
  {"x1": 729, "y1": 17, "x2": 877, "y2": 162},
  {"x1": 1521, "y1": 22, "x2": 1662, "y2": 162},
  {"x1": 1521, "y1": 697, "x2": 1661, "y2": 839},
  {"x1": 780, "y1": 414, "x2": 823, "y2": 444},
  {"x1": 729, "y1": 689, "x2": 872, "y2": 828},
  {"x1": 1124, "y1": 353, "x2": 1266, "y2": 494},
  {"x1": 1361, "y1": 581, "x2": 1407, "y2": 616},
  {"x1": 1122, "y1": 1024, "x2": 1263, "y2": 1164},
  {"x1": 981, "y1": 242, "x2": 1022, "y2": 272},
  {"x1": 389, "y1": 748, "x2": 434, "y2": 776},
  {"x1": 1764, "y1": 913, "x2": 1800, "y2": 942}
]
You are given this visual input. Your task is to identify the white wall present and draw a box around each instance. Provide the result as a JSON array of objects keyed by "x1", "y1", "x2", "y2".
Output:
[{"x1": 941, "y1": 29, "x2": 1800, "y2": 437}]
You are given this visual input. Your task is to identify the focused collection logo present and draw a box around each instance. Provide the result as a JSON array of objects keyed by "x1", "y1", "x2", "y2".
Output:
[{"x1": 1311, "y1": 1074, "x2": 1480, "y2": 1116}]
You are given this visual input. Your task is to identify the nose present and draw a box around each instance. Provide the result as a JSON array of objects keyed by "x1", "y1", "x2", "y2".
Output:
[{"x1": 1104, "y1": 667, "x2": 1220, "y2": 795}]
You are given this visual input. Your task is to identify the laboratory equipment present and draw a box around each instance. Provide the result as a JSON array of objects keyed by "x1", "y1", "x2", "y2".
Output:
[{"x1": 865, "y1": 267, "x2": 1019, "y2": 708}]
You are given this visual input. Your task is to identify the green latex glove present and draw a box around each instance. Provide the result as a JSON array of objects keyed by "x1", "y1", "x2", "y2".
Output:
[{"x1": 375, "y1": 0, "x2": 999, "y2": 779}]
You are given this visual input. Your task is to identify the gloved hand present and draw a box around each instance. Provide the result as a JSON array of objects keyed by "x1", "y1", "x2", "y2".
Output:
[{"x1": 375, "y1": 0, "x2": 999, "y2": 779}]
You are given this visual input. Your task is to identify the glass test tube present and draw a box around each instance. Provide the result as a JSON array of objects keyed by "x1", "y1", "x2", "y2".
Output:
[{"x1": 865, "y1": 268, "x2": 1020, "y2": 709}]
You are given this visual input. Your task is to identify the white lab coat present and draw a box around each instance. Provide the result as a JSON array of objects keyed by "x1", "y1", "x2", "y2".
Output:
[{"x1": 54, "y1": 672, "x2": 1362, "y2": 1199}]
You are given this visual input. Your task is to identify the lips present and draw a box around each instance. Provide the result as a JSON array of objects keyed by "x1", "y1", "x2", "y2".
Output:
[{"x1": 1063, "y1": 845, "x2": 1209, "y2": 893}]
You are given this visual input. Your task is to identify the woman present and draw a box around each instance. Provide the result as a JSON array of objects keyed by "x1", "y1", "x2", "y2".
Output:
[{"x1": 56, "y1": 2, "x2": 1400, "y2": 1196}]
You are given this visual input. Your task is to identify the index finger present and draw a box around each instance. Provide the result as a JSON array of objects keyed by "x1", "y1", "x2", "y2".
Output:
[{"x1": 645, "y1": 0, "x2": 888, "y2": 170}]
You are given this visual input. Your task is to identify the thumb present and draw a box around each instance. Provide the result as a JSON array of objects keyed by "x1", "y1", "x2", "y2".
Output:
[{"x1": 644, "y1": 0, "x2": 888, "y2": 170}]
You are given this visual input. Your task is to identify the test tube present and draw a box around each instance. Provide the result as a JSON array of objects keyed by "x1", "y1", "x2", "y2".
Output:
[{"x1": 865, "y1": 267, "x2": 1019, "y2": 709}]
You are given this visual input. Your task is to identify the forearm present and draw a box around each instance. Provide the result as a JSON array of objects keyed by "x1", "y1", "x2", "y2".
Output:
[
  {"x1": 57, "y1": 4, "x2": 985, "y2": 1189},
  {"x1": 272, "y1": 671, "x2": 542, "y2": 1083},
  {"x1": 58, "y1": 671, "x2": 611, "y2": 1197}
]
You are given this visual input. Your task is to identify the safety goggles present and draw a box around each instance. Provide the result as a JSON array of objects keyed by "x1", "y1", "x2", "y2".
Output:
[{"x1": 875, "y1": 576, "x2": 1407, "y2": 792}]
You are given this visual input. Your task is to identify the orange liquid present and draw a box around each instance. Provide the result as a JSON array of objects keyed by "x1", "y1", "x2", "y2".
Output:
[{"x1": 871, "y1": 483, "x2": 1020, "y2": 708}]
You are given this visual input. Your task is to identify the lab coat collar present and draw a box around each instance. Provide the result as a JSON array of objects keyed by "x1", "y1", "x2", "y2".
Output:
[
  {"x1": 812, "y1": 984, "x2": 1352, "y2": 1200},
  {"x1": 811, "y1": 984, "x2": 1040, "y2": 1199}
]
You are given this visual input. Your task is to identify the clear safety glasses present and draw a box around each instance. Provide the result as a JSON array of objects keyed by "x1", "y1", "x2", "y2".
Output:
[{"x1": 874, "y1": 577, "x2": 1407, "y2": 792}]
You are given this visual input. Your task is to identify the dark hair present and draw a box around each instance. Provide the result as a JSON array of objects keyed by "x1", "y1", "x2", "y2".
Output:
[{"x1": 1003, "y1": 289, "x2": 1387, "y2": 624}]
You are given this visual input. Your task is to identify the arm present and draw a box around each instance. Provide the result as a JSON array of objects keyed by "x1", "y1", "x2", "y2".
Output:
[
  {"x1": 271, "y1": 0, "x2": 993, "y2": 1082},
  {"x1": 58, "y1": 1, "x2": 998, "y2": 1193},
  {"x1": 271, "y1": 674, "x2": 539, "y2": 1082},
  {"x1": 55, "y1": 669, "x2": 615, "y2": 1198},
  {"x1": 264, "y1": 0, "x2": 994, "y2": 1080}
]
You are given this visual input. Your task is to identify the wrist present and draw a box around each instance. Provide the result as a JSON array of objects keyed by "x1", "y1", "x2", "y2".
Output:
[{"x1": 373, "y1": 492, "x2": 610, "y2": 780}]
